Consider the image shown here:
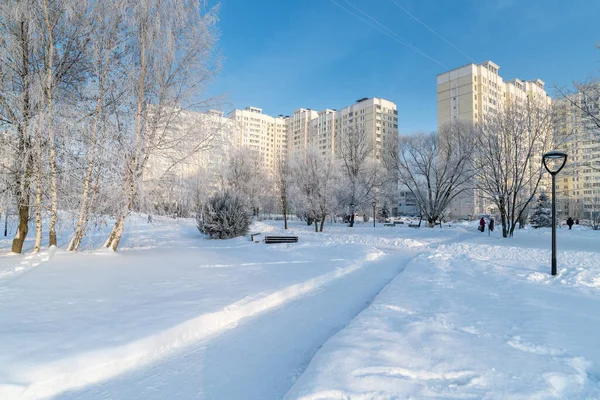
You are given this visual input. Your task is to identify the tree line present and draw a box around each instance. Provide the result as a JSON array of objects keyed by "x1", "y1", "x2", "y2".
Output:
[{"x1": 0, "y1": 0, "x2": 220, "y2": 252}]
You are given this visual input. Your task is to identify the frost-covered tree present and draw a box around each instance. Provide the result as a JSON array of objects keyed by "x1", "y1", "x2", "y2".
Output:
[
  {"x1": 223, "y1": 147, "x2": 268, "y2": 216},
  {"x1": 274, "y1": 155, "x2": 292, "y2": 229},
  {"x1": 530, "y1": 191, "x2": 552, "y2": 228},
  {"x1": 384, "y1": 123, "x2": 475, "y2": 227},
  {"x1": 291, "y1": 148, "x2": 339, "y2": 232},
  {"x1": 474, "y1": 99, "x2": 554, "y2": 237},
  {"x1": 197, "y1": 190, "x2": 250, "y2": 239},
  {"x1": 337, "y1": 123, "x2": 381, "y2": 227},
  {"x1": 104, "y1": 0, "x2": 221, "y2": 251}
]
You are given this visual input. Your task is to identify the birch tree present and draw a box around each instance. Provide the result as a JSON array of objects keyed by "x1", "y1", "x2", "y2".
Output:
[
  {"x1": 337, "y1": 123, "x2": 380, "y2": 227},
  {"x1": 474, "y1": 100, "x2": 554, "y2": 237},
  {"x1": 223, "y1": 147, "x2": 267, "y2": 215},
  {"x1": 384, "y1": 123, "x2": 475, "y2": 227},
  {"x1": 68, "y1": 0, "x2": 126, "y2": 251},
  {"x1": 274, "y1": 155, "x2": 291, "y2": 229},
  {"x1": 0, "y1": 0, "x2": 39, "y2": 253},
  {"x1": 104, "y1": 0, "x2": 220, "y2": 251},
  {"x1": 292, "y1": 149, "x2": 338, "y2": 232}
]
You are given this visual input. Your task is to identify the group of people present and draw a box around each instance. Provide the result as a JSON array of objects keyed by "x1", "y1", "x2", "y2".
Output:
[
  {"x1": 479, "y1": 217, "x2": 494, "y2": 233},
  {"x1": 566, "y1": 217, "x2": 579, "y2": 230}
]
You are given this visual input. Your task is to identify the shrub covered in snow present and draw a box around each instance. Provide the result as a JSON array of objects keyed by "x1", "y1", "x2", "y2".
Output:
[
  {"x1": 197, "y1": 191, "x2": 251, "y2": 239},
  {"x1": 530, "y1": 191, "x2": 552, "y2": 228}
]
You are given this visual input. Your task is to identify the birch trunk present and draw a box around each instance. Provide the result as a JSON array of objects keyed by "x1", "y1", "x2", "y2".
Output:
[
  {"x1": 43, "y1": 0, "x2": 58, "y2": 247},
  {"x1": 33, "y1": 127, "x2": 44, "y2": 253},
  {"x1": 11, "y1": 20, "x2": 32, "y2": 254}
]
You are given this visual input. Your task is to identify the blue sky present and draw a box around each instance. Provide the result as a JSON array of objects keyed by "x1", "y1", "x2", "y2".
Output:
[{"x1": 206, "y1": 0, "x2": 600, "y2": 133}]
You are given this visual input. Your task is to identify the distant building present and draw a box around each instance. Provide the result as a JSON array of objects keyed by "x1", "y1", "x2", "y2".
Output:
[
  {"x1": 553, "y1": 84, "x2": 600, "y2": 220},
  {"x1": 229, "y1": 97, "x2": 399, "y2": 174},
  {"x1": 437, "y1": 60, "x2": 551, "y2": 218}
]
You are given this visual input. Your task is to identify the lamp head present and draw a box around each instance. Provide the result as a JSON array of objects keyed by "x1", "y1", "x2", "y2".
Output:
[{"x1": 543, "y1": 151, "x2": 567, "y2": 175}]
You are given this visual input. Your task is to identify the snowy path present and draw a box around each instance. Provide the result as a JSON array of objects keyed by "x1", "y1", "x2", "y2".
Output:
[
  {"x1": 284, "y1": 235, "x2": 600, "y2": 399},
  {"x1": 57, "y1": 250, "x2": 418, "y2": 400},
  {"x1": 1, "y1": 218, "x2": 453, "y2": 399}
]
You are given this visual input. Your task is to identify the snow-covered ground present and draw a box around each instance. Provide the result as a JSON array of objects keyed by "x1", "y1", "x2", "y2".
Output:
[{"x1": 1, "y1": 217, "x2": 599, "y2": 399}]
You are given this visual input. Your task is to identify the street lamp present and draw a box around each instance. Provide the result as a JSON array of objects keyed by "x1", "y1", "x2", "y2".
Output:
[
  {"x1": 542, "y1": 150, "x2": 568, "y2": 276},
  {"x1": 372, "y1": 201, "x2": 376, "y2": 228}
]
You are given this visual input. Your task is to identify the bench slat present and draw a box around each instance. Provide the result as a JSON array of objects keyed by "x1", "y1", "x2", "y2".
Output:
[{"x1": 264, "y1": 235, "x2": 298, "y2": 244}]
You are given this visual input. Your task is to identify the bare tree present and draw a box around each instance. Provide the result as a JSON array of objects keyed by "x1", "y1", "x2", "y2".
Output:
[
  {"x1": 0, "y1": 1, "x2": 40, "y2": 253},
  {"x1": 223, "y1": 147, "x2": 267, "y2": 216},
  {"x1": 274, "y1": 155, "x2": 291, "y2": 229},
  {"x1": 384, "y1": 123, "x2": 475, "y2": 227},
  {"x1": 68, "y1": 0, "x2": 125, "y2": 251},
  {"x1": 474, "y1": 99, "x2": 554, "y2": 237},
  {"x1": 337, "y1": 123, "x2": 380, "y2": 227},
  {"x1": 291, "y1": 148, "x2": 338, "y2": 232},
  {"x1": 555, "y1": 80, "x2": 600, "y2": 132},
  {"x1": 104, "y1": 0, "x2": 221, "y2": 251}
]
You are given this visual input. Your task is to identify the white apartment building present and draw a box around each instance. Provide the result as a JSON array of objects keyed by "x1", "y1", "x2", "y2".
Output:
[
  {"x1": 230, "y1": 97, "x2": 399, "y2": 175},
  {"x1": 289, "y1": 108, "x2": 319, "y2": 155},
  {"x1": 437, "y1": 60, "x2": 551, "y2": 218},
  {"x1": 554, "y1": 87, "x2": 600, "y2": 220},
  {"x1": 334, "y1": 97, "x2": 398, "y2": 160}
]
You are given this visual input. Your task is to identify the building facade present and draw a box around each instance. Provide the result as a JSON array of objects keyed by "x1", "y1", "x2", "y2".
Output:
[
  {"x1": 437, "y1": 60, "x2": 552, "y2": 218},
  {"x1": 229, "y1": 97, "x2": 399, "y2": 174},
  {"x1": 227, "y1": 106, "x2": 289, "y2": 174},
  {"x1": 554, "y1": 86, "x2": 600, "y2": 220}
]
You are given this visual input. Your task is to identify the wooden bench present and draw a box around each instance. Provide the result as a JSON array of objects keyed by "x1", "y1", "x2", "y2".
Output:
[
  {"x1": 383, "y1": 223, "x2": 395, "y2": 227},
  {"x1": 393, "y1": 221, "x2": 404, "y2": 225},
  {"x1": 264, "y1": 236, "x2": 298, "y2": 244},
  {"x1": 250, "y1": 232, "x2": 262, "y2": 242},
  {"x1": 408, "y1": 223, "x2": 420, "y2": 228}
]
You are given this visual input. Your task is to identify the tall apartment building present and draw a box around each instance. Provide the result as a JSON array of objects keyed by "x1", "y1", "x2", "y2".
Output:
[
  {"x1": 227, "y1": 106, "x2": 289, "y2": 174},
  {"x1": 437, "y1": 60, "x2": 551, "y2": 218},
  {"x1": 230, "y1": 97, "x2": 399, "y2": 175},
  {"x1": 554, "y1": 86, "x2": 600, "y2": 219}
]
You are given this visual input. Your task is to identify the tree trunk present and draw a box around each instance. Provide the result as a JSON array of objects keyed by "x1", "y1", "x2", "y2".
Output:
[
  {"x1": 12, "y1": 197, "x2": 30, "y2": 254},
  {"x1": 349, "y1": 205, "x2": 355, "y2": 227},
  {"x1": 43, "y1": 0, "x2": 58, "y2": 247},
  {"x1": 319, "y1": 213, "x2": 326, "y2": 232},
  {"x1": 12, "y1": 20, "x2": 32, "y2": 254},
  {"x1": 314, "y1": 218, "x2": 318, "y2": 232},
  {"x1": 105, "y1": 214, "x2": 126, "y2": 251}
]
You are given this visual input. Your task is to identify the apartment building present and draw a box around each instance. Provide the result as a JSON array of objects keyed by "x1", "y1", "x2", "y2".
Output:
[
  {"x1": 230, "y1": 97, "x2": 399, "y2": 175},
  {"x1": 554, "y1": 87, "x2": 600, "y2": 220},
  {"x1": 437, "y1": 60, "x2": 552, "y2": 218},
  {"x1": 227, "y1": 106, "x2": 289, "y2": 174},
  {"x1": 334, "y1": 97, "x2": 398, "y2": 160}
]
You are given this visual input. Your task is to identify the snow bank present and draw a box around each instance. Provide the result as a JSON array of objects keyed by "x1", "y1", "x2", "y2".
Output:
[{"x1": 285, "y1": 235, "x2": 600, "y2": 399}]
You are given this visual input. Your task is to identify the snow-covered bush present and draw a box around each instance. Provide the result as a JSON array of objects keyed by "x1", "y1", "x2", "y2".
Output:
[
  {"x1": 197, "y1": 191, "x2": 251, "y2": 239},
  {"x1": 530, "y1": 191, "x2": 552, "y2": 228}
]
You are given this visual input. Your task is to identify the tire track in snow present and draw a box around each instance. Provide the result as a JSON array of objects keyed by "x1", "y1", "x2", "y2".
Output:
[{"x1": 1, "y1": 252, "x2": 383, "y2": 400}]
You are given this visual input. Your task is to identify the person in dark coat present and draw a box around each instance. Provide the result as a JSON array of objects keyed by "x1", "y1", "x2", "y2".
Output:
[
  {"x1": 489, "y1": 217, "x2": 495, "y2": 232},
  {"x1": 567, "y1": 217, "x2": 574, "y2": 230},
  {"x1": 479, "y1": 217, "x2": 485, "y2": 232}
]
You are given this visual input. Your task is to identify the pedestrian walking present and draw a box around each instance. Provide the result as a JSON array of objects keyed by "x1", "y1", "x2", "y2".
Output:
[
  {"x1": 489, "y1": 217, "x2": 495, "y2": 234},
  {"x1": 479, "y1": 217, "x2": 485, "y2": 233},
  {"x1": 567, "y1": 217, "x2": 574, "y2": 230}
]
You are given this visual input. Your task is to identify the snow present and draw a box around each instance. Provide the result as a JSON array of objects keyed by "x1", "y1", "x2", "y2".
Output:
[{"x1": 1, "y1": 217, "x2": 600, "y2": 399}]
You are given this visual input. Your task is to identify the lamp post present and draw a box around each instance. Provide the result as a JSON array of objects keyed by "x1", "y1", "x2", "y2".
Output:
[
  {"x1": 542, "y1": 150, "x2": 568, "y2": 276},
  {"x1": 372, "y1": 201, "x2": 376, "y2": 228}
]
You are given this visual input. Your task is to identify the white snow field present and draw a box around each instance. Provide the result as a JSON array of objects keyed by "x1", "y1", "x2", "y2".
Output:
[{"x1": 0, "y1": 217, "x2": 599, "y2": 399}]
